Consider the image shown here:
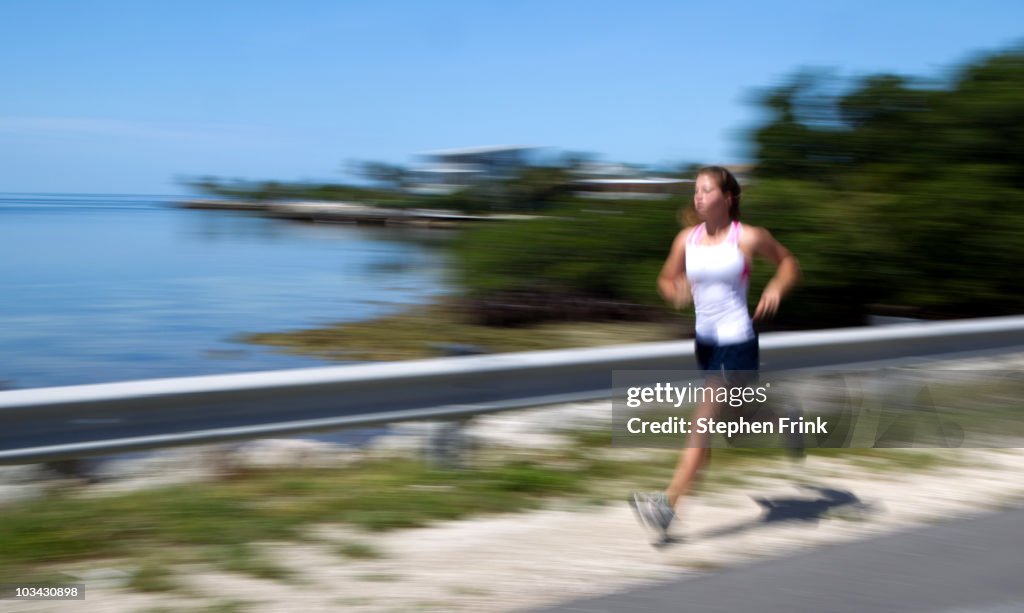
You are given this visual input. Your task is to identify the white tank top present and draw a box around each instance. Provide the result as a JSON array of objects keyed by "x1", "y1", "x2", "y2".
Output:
[{"x1": 685, "y1": 221, "x2": 755, "y2": 345}]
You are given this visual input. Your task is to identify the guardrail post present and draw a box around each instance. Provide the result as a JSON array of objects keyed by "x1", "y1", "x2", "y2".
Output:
[
  {"x1": 421, "y1": 343, "x2": 489, "y2": 469},
  {"x1": 425, "y1": 419, "x2": 472, "y2": 469},
  {"x1": 44, "y1": 458, "x2": 97, "y2": 483}
]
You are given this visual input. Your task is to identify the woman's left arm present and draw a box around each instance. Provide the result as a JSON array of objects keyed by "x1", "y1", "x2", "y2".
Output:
[{"x1": 749, "y1": 226, "x2": 800, "y2": 321}]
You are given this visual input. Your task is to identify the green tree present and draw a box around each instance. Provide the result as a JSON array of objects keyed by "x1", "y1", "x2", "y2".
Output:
[
  {"x1": 351, "y1": 160, "x2": 411, "y2": 191},
  {"x1": 746, "y1": 47, "x2": 1024, "y2": 320}
]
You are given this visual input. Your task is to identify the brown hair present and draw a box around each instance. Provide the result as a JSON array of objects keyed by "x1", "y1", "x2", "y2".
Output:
[
  {"x1": 697, "y1": 165, "x2": 741, "y2": 221},
  {"x1": 684, "y1": 166, "x2": 741, "y2": 226}
]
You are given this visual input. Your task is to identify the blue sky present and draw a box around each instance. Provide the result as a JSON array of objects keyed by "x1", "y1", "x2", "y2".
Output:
[{"x1": 2, "y1": 1, "x2": 1022, "y2": 195}]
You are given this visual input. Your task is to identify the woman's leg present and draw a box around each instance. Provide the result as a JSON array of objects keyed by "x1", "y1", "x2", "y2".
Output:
[
  {"x1": 656, "y1": 339, "x2": 759, "y2": 522},
  {"x1": 666, "y1": 396, "x2": 719, "y2": 508},
  {"x1": 631, "y1": 393, "x2": 721, "y2": 534}
]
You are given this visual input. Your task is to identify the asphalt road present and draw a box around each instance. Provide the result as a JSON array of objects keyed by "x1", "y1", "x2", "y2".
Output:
[{"x1": 539, "y1": 506, "x2": 1024, "y2": 613}]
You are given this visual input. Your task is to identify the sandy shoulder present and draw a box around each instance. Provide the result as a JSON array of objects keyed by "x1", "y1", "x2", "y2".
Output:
[{"x1": 7, "y1": 445, "x2": 1023, "y2": 613}]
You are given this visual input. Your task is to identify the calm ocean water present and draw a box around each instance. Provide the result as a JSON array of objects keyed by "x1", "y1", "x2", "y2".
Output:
[{"x1": 0, "y1": 195, "x2": 453, "y2": 390}]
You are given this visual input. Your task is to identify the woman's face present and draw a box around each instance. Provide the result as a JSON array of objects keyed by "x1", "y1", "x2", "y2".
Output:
[
  {"x1": 693, "y1": 173, "x2": 730, "y2": 220},
  {"x1": 692, "y1": 172, "x2": 733, "y2": 221}
]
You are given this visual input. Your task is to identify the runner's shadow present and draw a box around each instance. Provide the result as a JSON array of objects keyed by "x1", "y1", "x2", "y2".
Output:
[
  {"x1": 755, "y1": 484, "x2": 864, "y2": 522},
  {"x1": 693, "y1": 484, "x2": 876, "y2": 541}
]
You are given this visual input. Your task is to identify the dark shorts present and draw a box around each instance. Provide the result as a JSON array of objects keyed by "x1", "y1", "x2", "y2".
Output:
[
  {"x1": 695, "y1": 336, "x2": 763, "y2": 436},
  {"x1": 695, "y1": 336, "x2": 760, "y2": 373}
]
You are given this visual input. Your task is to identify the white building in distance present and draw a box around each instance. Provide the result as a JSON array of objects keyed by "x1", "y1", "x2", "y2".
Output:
[{"x1": 408, "y1": 145, "x2": 539, "y2": 195}]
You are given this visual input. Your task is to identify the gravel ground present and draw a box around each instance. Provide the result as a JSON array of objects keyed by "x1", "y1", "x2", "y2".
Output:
[{"x1": 3, "y1": 353, "x2": 1023, "y2": 613}]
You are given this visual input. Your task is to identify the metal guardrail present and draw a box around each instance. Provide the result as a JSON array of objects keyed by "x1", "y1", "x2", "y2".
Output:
[{"x1": 1, "y1": 316, "x2": 1023, "y2": 464}]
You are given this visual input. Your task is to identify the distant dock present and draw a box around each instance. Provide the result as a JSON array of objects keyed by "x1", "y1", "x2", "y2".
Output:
[
  {"x1": 177, "y1": 199, "x2": 269, "y2": 212},
  {"x1": 176, "y1": 199, "x2": 527, "y2": 226}
]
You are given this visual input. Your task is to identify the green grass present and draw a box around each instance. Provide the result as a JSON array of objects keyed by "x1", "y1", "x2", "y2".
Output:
[
  {"x1": 200, "y1": 602, "x2": 251, "y2": 613},
  {"x1": 0, "y1": 455, "x2": 591, "y2": 582},
  {"x1": 128, "y1": 560, "x2": 183, "y2": 593},
  {"x1": 449, "y1": 585, "x2": 491, "y2": 596},
  {"x1": 217, "y1": 544, "x2": 294, "y2": 582},
  {"x1": 357, "y1": 572, "x2": 402, "y2": 582},
  {"x1": 570, "y1": 427, "x2": 614, "y2": 449},
  {"x1": 241, "y1": 301, "x2": 680, "y2": 361},
  {"x1": 812, "y1": 448, "x2": 947, "y2": 473},
  {"x1": 335, "y1": 541, "x2": 385, "y2": 560},
  {"x1": 146, "y1": 601, "x2": 251, "y2": 613},
  {"x1": 0, "y1": 431, "x2": 972, "y2": 587},
  {"x1": 332, "y1": 597, "x2": 374, "y2": 607}
]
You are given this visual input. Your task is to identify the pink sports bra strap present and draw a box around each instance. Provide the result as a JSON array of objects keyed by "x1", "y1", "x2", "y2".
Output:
[{"x1": 688, "y1": 223, "x2": 705, "y2": 246}]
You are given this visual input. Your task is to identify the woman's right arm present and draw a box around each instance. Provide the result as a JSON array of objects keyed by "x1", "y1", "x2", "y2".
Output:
[{"x1": 657, "y1": 228, "x2": 692, "y2": 309}]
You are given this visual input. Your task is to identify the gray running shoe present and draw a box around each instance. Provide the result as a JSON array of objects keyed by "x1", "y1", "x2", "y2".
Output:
[{"x1": 630, "y1": 492, "x2": 675, "y2": 535}]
